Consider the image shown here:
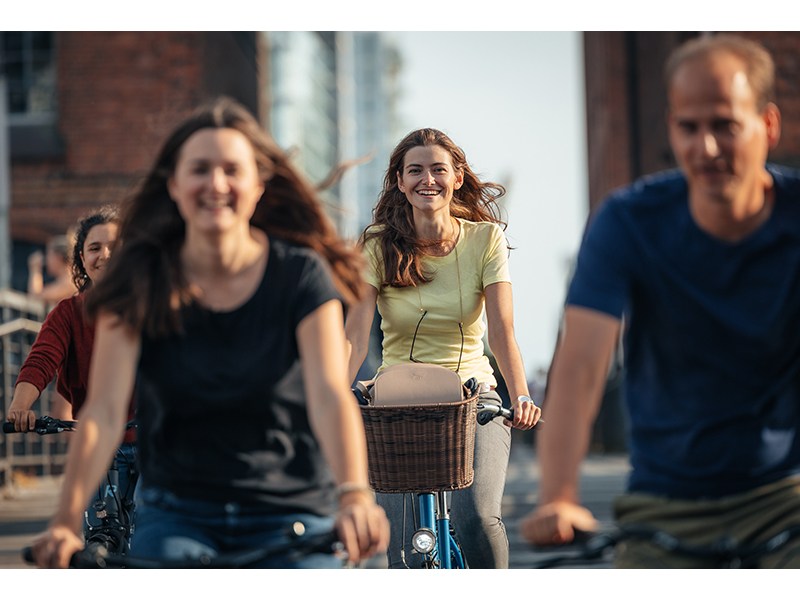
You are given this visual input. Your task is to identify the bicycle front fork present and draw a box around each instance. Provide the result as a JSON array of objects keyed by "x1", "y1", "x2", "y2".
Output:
[{"x1": 411, "y1": 491, "x2": 465, "y2": 569}]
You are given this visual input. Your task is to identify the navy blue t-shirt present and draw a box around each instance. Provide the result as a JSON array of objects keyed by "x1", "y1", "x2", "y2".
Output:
[
  {"x1": 568, "y1": 164, "x2": 800, "y2": 499},
  {"x1": 136, "y1": 237, "x2": 342, "y2": 515}
]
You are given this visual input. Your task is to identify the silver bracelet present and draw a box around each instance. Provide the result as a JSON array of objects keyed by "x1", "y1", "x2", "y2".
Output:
[{"x1": 335, "y1": 482, "x2": 375, "y2": 499}]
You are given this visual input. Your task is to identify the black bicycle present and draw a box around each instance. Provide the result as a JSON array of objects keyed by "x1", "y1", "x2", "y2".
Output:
[
  {"x1": 23, "y1": 520, "x2": 345, "y2": 568},
  {"x1": 3, "y1": 415, "x2": 138, "y2": 556},
  {"x1": 526, "y1": 523, "x2": 800, "y2": 568}
]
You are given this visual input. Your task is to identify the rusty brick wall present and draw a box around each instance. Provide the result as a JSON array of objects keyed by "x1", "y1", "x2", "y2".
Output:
[
  {"x1": 10, "y1": 31, "x2": 261, "y2": 245},
  {"x1": 584, "y1": 31, "x2": 800, "y2": 213}
]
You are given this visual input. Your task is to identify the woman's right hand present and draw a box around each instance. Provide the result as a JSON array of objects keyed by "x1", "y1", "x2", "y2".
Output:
[
  {"x1": 30, "y1": 524, "x2": 84, "y2": 569},
  {"x1": 334, "y1": 489, "x2": 390, "y2": 564},
  {"x1": 6, "y1": 396, "x2": 37, "y2": 432}
]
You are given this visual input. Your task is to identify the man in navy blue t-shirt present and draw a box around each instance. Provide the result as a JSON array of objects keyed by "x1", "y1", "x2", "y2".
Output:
[{"x1": 522, "y1": 34, "x2": 800, "y2": 567}]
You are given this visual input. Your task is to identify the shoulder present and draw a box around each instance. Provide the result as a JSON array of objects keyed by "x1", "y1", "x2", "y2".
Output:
[
  {"x1": 605, "y1": 169, "x2": 687, "y2": 211},
  {"x1": 458, "y1": 219, "x2": 505, "y2": 243},
  {"x1": 269, "y1": 236, "x2": 324, "y2": 267},
  {"x1": 38, "y1": 294, "x2": 85, "y2": 334},
  {"x1": 591, "y1": 169, "x2": 688, "y2": 229},
  {"x1": 49, "y1": 294, "x2": 83, "y2": 318},
  {"x1": 267, "y1": 237, "x2": 336, "y2": 289},
  {"x1": 768, "y1": 163, "x2": 800, "y2": 198}
]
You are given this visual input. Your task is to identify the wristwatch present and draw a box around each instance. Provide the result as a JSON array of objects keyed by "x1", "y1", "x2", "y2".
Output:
[{"x1": 517, "y1": 395, "x2": 533, "y2": 404}]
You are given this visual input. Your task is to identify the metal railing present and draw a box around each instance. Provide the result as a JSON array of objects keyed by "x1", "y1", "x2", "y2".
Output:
[{"x1": 0, "y1": 288, "x2": 68, "y2": 493}]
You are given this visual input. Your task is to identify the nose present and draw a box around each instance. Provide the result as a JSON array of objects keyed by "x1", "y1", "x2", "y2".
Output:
[
  {"x1": 701, "y1": 130, "x2": 720, "y2": 158},
  {"x1": 211, "y1": 167, "x2": 230, "y2": 192},
  {"x1": 99, "y1": 245, "x2": 112, "y2": 260},
  {"x1": 423, "y1": 170, "x2": 436, "y2": 185}
]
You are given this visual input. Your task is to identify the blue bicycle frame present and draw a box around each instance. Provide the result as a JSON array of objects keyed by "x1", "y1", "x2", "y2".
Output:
[{"x1": 414, "y1": 491, "x2": 466, "y2": 569}]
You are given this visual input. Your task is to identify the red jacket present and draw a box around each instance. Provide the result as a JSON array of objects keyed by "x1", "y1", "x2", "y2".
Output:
[{"x1": 16, "y1": 294, "x2": 136, "y2": 443}]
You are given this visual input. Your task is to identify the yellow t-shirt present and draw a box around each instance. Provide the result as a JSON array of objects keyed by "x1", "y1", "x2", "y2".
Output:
[{"x1": 362, "y1": 218, "x2": 510, "y2": 386}]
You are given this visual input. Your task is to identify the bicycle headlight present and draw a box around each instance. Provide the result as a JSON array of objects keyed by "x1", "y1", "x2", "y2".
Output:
[{"x1": 411, "y1": 528, "x2": 436, "y2": 554}]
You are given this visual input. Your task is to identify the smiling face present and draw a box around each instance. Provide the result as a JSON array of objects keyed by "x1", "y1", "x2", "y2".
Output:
[
  {"x1": 667, "y1": 51, "x2": 780, "y2": 208},
  {"x1": 397, "y1": 144, "x2": 464, "y2": 217},
  {"x1": 167, "y1": 127, "x2": 265, "y2": 237},
  {"x1": 80, "y1": 222, "x2": 118, "y2": 284}
]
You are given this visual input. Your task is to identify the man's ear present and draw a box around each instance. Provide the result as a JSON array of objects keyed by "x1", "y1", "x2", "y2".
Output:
[{"x1": 764, "y1": 102, "x2": 782, "y2": 150}]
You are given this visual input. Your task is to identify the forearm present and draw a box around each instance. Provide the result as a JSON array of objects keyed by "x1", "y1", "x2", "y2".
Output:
[
  {"x1": 488, "y1": 331, "x2": 530, "y2": 400},
  {"x1": 344, "y1": 288, "x2": 377, "y2": 384},
  {"x1": 28, "y1": 272, "x2": 43, "y2": 295},
  {"x1": 346, "y1": 338, "x2": 369, "y2": 384},
  {"x1": 309, "y1": 391, "x2": 370, "y2": 489},
  {"x1": 537, "y1": 351, "x2": 608, "y2": 505},
  {"x1": 9, "y1": 382, "x2": 42, "y2": 413}
]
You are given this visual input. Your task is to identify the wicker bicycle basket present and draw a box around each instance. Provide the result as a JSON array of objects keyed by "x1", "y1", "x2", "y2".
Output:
[{"x1": 360, "y1": 395, "x2": 478, "y2": 493}]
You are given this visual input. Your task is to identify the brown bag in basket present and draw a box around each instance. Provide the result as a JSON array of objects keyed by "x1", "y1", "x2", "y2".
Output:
[{"x1": 370, "y1": 363, "x2": 463, "y2": 406}]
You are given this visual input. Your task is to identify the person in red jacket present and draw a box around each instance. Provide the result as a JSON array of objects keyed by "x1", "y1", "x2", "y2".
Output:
[{"x1": 6, "y1": 205, "x2": 137, "y2": 537}]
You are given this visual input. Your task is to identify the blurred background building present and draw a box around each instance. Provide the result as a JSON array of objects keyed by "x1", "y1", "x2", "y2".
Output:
[{"x1": 0, "y1": 31, "x2": 403, "y2": 292}]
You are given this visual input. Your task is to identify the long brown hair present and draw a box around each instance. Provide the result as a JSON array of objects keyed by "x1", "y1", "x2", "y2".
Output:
[
  {"x1": 85, "y1": 97, "x2": 364, "y2": 336},
  {"x1": 361, "y1": 128, "x2": 506, "y2": 288}
]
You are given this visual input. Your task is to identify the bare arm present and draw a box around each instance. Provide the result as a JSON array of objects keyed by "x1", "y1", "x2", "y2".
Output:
[
  {"x1": 7, "y1": 382, "x2": 42, "y2": 431},
  {"x1": 521, "y1": 305, "x2": 621, "y2": 545},
  {"x1": 298, "y1": 299, "x2": 389, "y2": 563},
  {"x1": 38, "y1": 278, "x2": 78, "y2": 304},
  {"x1": 484, "y1": 281, "x2": 540, "y2": 430},
  {"x1": 27, "y1": 251, "x2": 44, "y2": 296},
  {"x1": 32, "y1": 311, "x2": 139, "y2": 567},
  {"x1": 344, "y1": 284, "x2": 378, "y2": 384}
]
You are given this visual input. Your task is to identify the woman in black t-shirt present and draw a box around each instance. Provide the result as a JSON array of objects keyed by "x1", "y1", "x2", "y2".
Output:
[{"x1": 30, "y1": 97, "x2": 389, "y2": 568}]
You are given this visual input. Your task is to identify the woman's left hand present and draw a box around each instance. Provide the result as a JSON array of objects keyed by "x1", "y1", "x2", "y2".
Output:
[
  {"x1": 509, "y1": 395, "x2": 541, "y2": 430},
  {"x1": 334, "y1": 489, "x2": 390, "y2": 565}
]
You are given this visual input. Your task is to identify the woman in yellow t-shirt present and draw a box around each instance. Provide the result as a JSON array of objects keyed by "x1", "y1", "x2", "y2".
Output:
[{"x1": 345, "y1": 128, "x2": 541, "y2": 568}]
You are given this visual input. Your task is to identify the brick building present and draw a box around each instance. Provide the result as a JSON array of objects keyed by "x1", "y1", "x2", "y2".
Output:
[
  {"x1": 583, "y1": 31, "x2": 800, "y2": 212},
  {"x1": 3, "y1": 31, "x2": 264, "y2": 290}
]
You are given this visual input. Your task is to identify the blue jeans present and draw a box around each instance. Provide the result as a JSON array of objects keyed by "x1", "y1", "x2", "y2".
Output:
[
  {"x1": 85, "y1": 442, "x2": 139, "y2": 548},
  {"x1": 378, "y1": 391, "x2": 512, "y2": 568},
  {"x1": 131, "y1": 485, "x2": 341, "y2": 568}
]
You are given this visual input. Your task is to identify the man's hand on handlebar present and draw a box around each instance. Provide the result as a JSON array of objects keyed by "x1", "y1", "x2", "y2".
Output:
[{"x1": 520, "y1": 500, "x2": 599, "y2": 547}]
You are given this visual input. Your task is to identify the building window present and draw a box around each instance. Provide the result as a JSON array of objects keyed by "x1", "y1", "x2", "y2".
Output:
[{"x1": 1, "y1": 31, "x2": 56, "y2": 123}]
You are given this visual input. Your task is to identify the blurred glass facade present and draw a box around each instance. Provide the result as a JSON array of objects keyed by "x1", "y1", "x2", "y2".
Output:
[{"x1": 265, "y1": 31, "x2": 401, "y2": 240}]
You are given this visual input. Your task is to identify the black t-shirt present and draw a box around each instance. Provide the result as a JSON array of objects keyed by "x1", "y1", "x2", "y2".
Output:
[{"x1": 136, "y1": 238, "x2": 342, "y2": 516}]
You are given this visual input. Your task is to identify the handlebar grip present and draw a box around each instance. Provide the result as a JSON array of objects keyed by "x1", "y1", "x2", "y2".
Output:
[{"x1": 2, "y1": 422, "x2": 17, "y2": 434}]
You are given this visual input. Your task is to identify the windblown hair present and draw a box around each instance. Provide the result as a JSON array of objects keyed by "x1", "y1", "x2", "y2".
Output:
[
  {"x1": 85, "y1": 97, "x2": 365, "y2": 337},
  {"x1": 665, "y1": 33, "x2": 776, "y2": 111},
  {"x1": 361, "y1": 128, "x2": 507, "y2": 288},
  {"x1": 71, "y1": 205, "x2": 120, "y2": 292}
]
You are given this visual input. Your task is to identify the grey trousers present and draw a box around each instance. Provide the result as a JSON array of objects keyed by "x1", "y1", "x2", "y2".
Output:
[{"x1": 377, "y1": 392, "x2": 512, "y2": 569}]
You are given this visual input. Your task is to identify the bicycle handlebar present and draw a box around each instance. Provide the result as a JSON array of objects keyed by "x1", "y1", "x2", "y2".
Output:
[
  {"x1": 476, "y1": 402, "x2": 513, "y2": 425},
  {"x1": 527, "y1": 523, "x2": 800, "y2": 568},
  {"x1": 4, "y1": 416, "x2": 137, "y2": 435},
  {"x1": 3, "y1": 416, "x2": 77, "y2": 435},
  {"x1": 23, "y1": 524, "x2": 343, "y2": 569}
]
